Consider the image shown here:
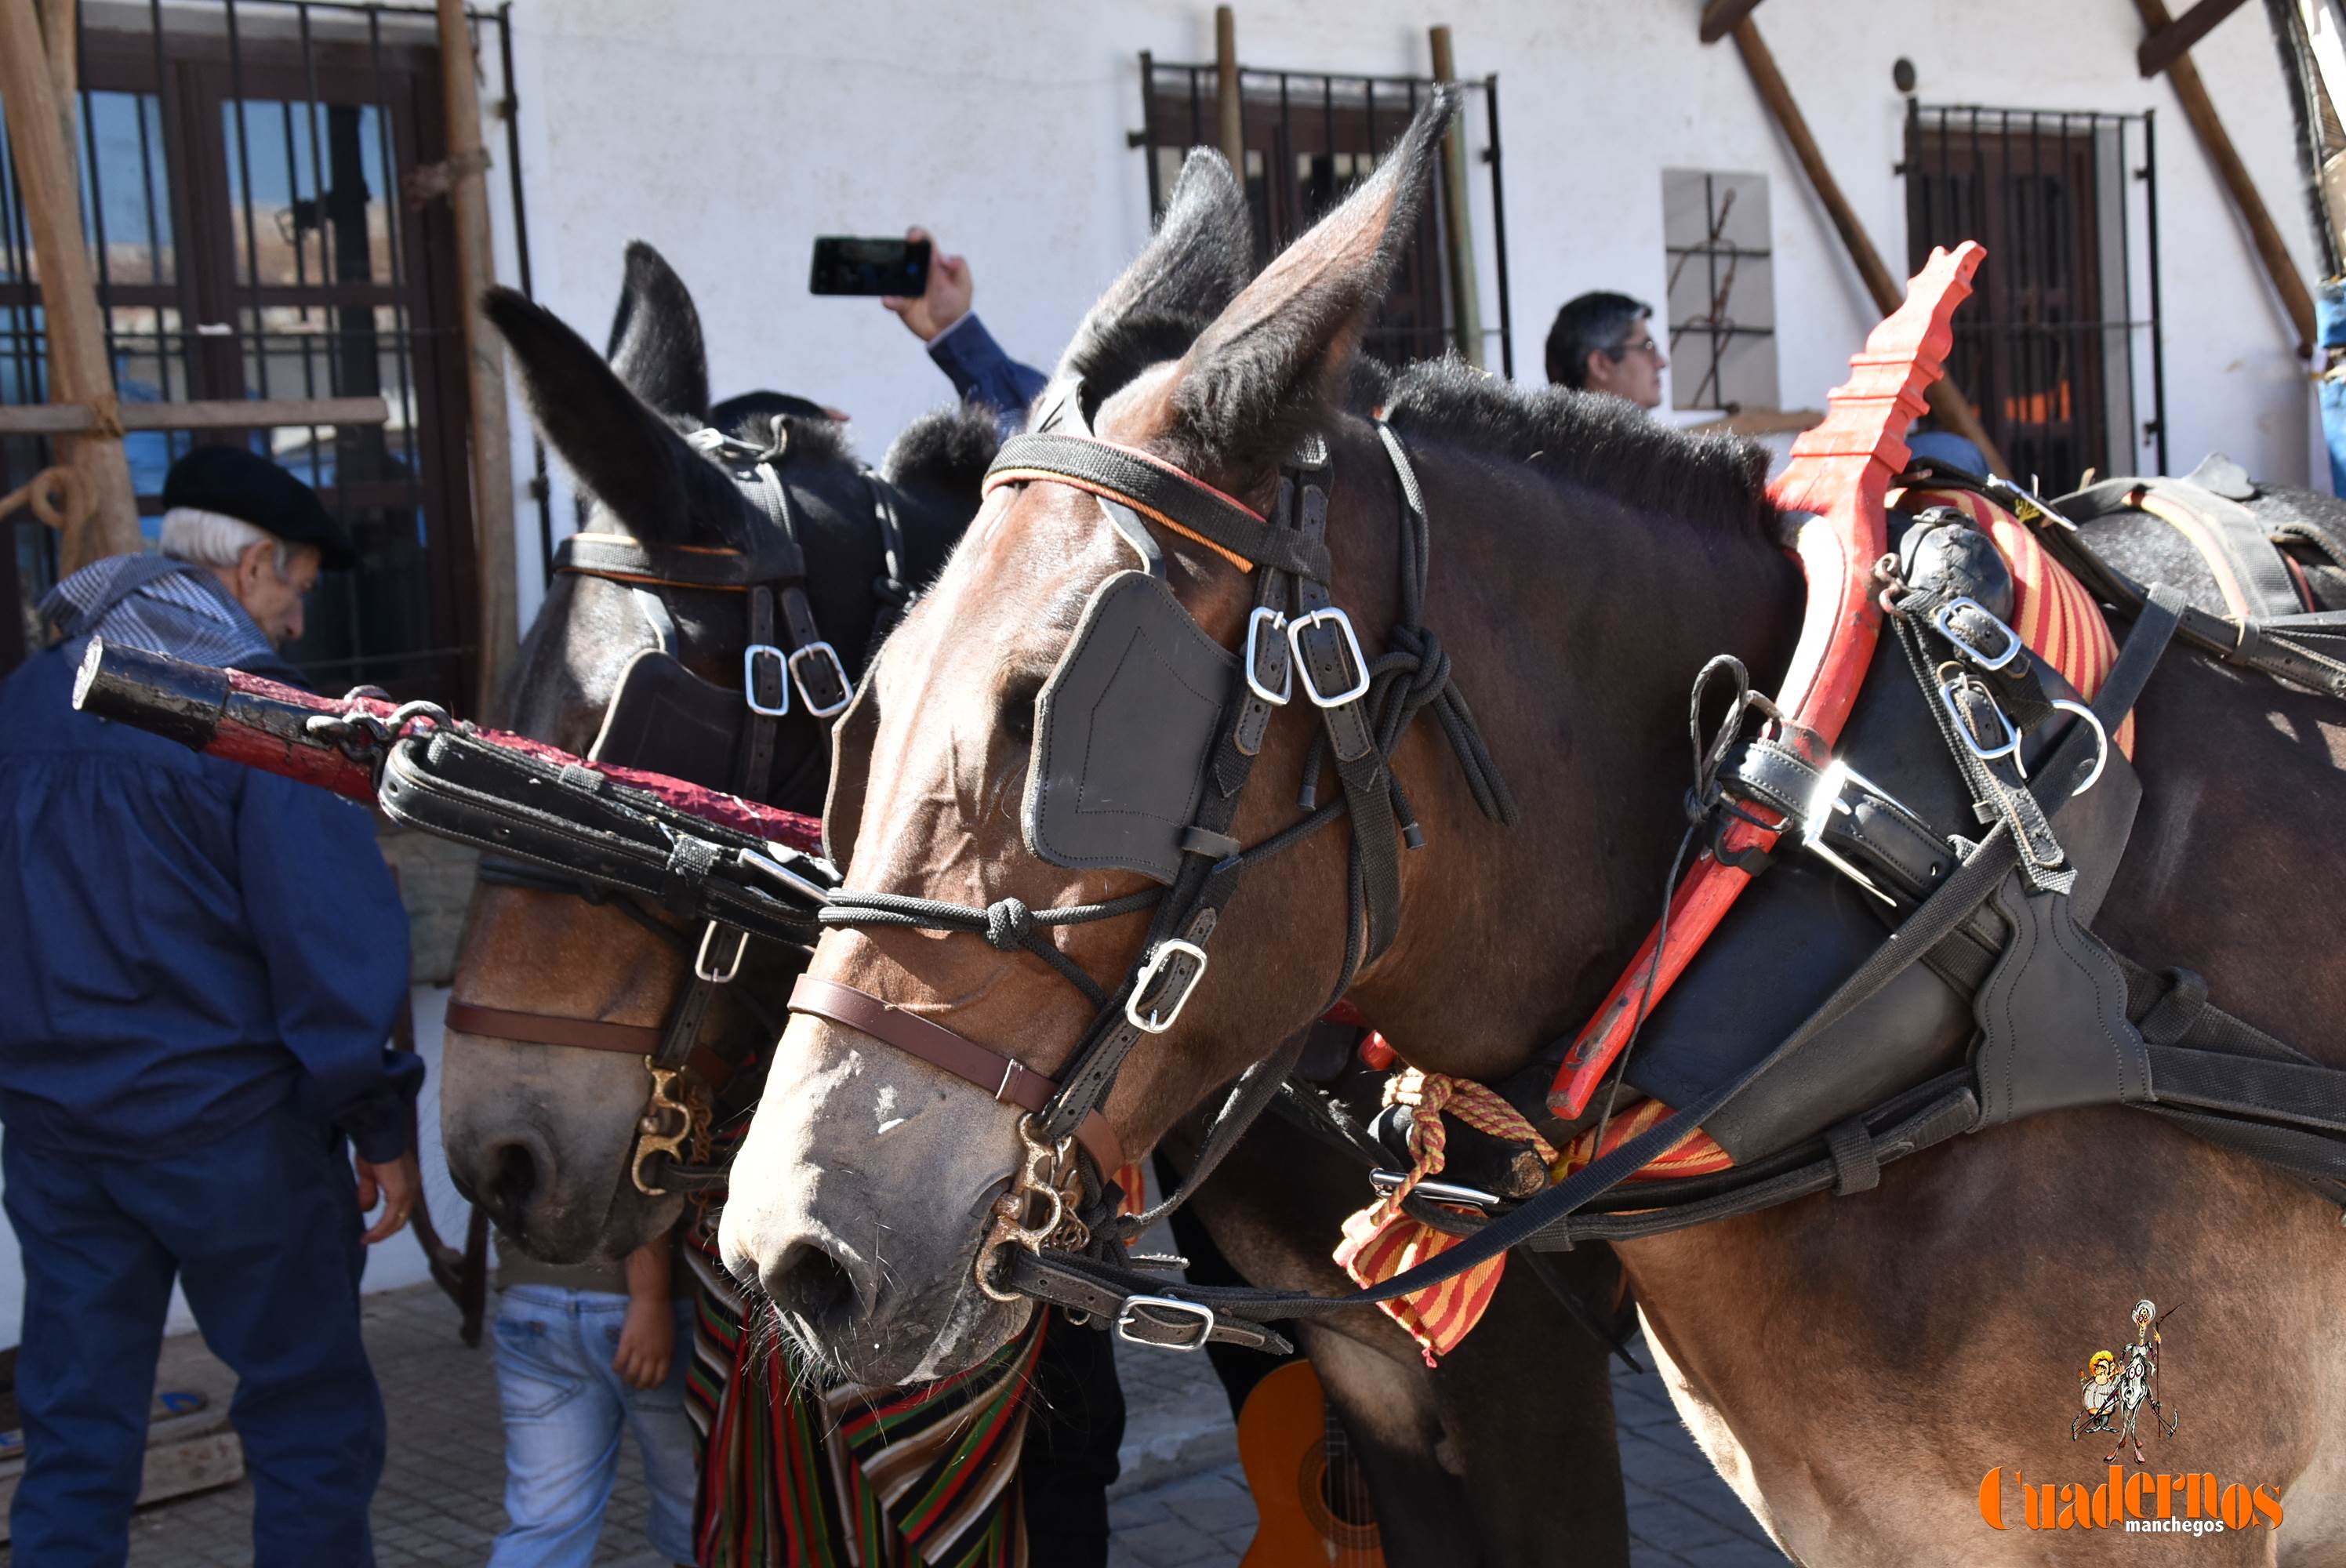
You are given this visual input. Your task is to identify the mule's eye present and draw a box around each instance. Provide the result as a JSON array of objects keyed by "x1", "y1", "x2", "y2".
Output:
[{"x1": 1000, "y1": 677, "x2": 1042, "y2": 744}]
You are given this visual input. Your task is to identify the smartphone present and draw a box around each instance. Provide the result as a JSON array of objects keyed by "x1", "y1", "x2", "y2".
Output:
[{"x1": 808, "y1": 236, "x2": 932, "y2": 297}]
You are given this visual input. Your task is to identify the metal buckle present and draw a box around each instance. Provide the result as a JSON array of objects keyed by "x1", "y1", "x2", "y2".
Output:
[
  {"x1": 1369, "y1": 1169, "x2": 1501, "y2": 1210},
  {"x1": 1286, "y1": 607, "x2": 1372, "y2": 708},
  {"x1": 1937, "y1": 674, "x2": 2026, "y2": 775},
  {"x1": 786, "y1": 641, "x2": 853, "y2": 718},
  {"x1": 1244, "y1": 607, "x2": 1291, "y2": 706},
  {"x1": 1116, "y1": 1294, "x2": 1217, "y2": 1352},
  {"x1": 2050, "y1": 698, "x2": 2110, "y2": 797},
  {"x1": 734, "y1": 846, "x2": 834, "y2": 906},
  {"x1": 1125, "y1": 938, "x2": 1208, "y2": 1034},
  {"x1": 743, "y1": 644, "x2": 790, "y2": 717},
  {"x1": 1933, "y1": 597, "x2": 2024, "y2": 672},
  {"x1": 694, "y1": 921, "x2": 747, "y2": 983},
  {"x1": 1797, "y1": 757, "x2": 1908, "y2": 907}
]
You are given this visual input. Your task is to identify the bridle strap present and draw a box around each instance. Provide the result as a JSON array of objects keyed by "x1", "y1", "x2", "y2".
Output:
[
  {"x1": 986, "y1": 433, "x2": 1334, "y2": 582},
  {"x1": 554, "y1": 530, "x2": 805, "y2": 590},
  {"x1": 445, "y1": 1000, "x2": 663, "y2": 1054},
  {"x1": 788, "y1": 976, "x2": 1124, "y2": 1171}
]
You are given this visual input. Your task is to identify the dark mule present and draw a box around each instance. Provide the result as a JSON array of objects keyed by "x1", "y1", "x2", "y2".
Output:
[
  {"x1": 722, "y1": 100, "x2": 2346, "y2": 1565},
  {"x1": 438, "y1": 241, "x2": 981, "y2": 1262}
]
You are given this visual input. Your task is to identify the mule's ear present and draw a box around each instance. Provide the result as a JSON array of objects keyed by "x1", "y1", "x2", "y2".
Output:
[
  {"x1": 1053, "y1": 149, "x2": 1253, "y2": 389},
  {"x1": 1164, "y1": 93, "x2": 1454, "y2": 476},
  {"x1": 486, "y1": 286, "x2": 746, "y2": 544},
  {"x1": 603, "y1": 241, "x2": 710, "y2": 421}
]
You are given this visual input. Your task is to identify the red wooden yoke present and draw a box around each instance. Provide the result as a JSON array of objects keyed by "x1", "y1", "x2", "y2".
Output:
[{"x1": 1546, "y1": 242, "x2": 1985, "y2": 1119}]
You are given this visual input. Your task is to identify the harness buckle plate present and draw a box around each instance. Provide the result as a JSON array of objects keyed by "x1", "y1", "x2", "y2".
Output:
[
  {"x1": 786, "y1": 641, "x2": 854, "y2": 718},
  {"x1": 1933, "y1": 596, "x2": 2025, "y2": 672},
  {"x1": 1797, "y1": 757, "x2": 1910, "y2": 907},
  {"x1": 743, "y1": 644, "x2": 790, "y2": 717},
  {"x1": 1125, "y1": 938, "x2": 1208, "y2": 1034},
  {"x1": 1115, "y1": 1294, "x2": 1217, "y2": 1352},
  {"x1": 1244, "y1": 607, "x2": 1292, "y2": 706},
  {"x1": 1286, "y1": 607, "x2": 1372, "y2": 708}
]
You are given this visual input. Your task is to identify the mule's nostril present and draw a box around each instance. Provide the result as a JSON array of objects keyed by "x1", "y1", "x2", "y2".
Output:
[
  {"x1": 773, "y1": 1241, "x2": 862, "y2": 1330},
  {"x1": 487, "y1": 1140, "x2": 538, "y2": 1217}
]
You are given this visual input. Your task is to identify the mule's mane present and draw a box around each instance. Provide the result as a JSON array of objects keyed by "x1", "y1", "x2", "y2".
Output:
[
  {"x1": 881, "y1": 401, "x2": 1000, "y2": 498},
  {"x1": 1380, "y1": 358, "x2": 1777, "y2": 539}
]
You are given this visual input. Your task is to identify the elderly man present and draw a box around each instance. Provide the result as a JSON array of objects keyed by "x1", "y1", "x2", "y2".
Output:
[
  {"x1": 0, "y1": 445, "x2": 419, "y2": 1566},
  {"x1": 1545, "y1": 291, "x2": 1669, "y2": 409}
]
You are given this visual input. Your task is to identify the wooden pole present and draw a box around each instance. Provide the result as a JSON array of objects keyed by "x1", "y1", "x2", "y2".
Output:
[
  {"x1": 1214, "y1": 6, "x2": 1244, "y2": 180},
  {"x1": 1727, "y1": 17, "x2": 2010, "y2": 475},
  {"x1": 0, "y1": 0, "x2": 140, "y2": 569},
  {"x1": 435, "y1": 0, "x2": 517, "y2": 717},
  {"x1": 1429, "y1": 25, "x2": 1484, "y2": 368},
  {"x1": 2138, "y1": 0, "x2": 2253, "y2": 75},
  {"x1": 0, "y1": 394, "x2": 393, "y2": 436},
  {"x1": 2134, "y1": 0, "x2": 2318, "y2": 355}
]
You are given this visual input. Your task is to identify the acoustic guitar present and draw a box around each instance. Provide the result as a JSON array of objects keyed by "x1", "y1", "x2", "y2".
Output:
[{"x1": 1236, "y1": 1360, "x2": 1385, "y2": 1566}]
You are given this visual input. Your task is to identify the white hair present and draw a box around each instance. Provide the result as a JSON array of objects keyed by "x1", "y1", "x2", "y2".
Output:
[{"x1": 160, "y1": 506, "x2": 294, "y2": 578}]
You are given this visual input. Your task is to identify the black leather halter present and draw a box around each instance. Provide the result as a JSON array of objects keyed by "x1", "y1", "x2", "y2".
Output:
[
  {"x1": 460, "y1": 418, "x2": 907, "y2": 1195},
  {"x1": 807, "y1": 386, "x2": 1515, "y2": 1336}
]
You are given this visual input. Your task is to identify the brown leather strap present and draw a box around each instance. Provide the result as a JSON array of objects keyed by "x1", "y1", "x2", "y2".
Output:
[
  {"x1": 788, "y1": 975, "x2": 1124, "y2": 1171},
  {"x1": 445, "y1": 1000, "x2": 663, "y2": 1056}
]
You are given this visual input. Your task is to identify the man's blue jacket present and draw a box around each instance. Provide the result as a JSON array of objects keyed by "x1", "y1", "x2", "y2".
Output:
[
  {"x1": 0, "y1": 572, "x2": 417, "y2": 1164},
  {"x1": 926, "y1": 312, "x2": 1048, "y2": 431}
]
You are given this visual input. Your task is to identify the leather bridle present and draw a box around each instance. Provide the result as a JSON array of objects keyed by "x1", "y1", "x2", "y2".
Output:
[
  {"x1": 450, "y1": 417, "x2": 911, "y2": 1196},
  {"x1": 802, "y1": 383, "x2": 1516, "y2": 1338}
]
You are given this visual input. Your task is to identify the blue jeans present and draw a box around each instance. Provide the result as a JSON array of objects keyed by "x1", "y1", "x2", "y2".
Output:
[
  {"x1": 488, "y1": 1285, "x2": 699, "y2": 1567},
  {"x1": 2, "y1": 1104, "x2": 383, "y2": 1568}
]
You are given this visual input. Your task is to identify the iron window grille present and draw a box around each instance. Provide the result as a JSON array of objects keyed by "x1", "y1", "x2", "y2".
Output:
[
  {"x1": 1133, "y1": 55, "x2": 1513, "y2": 376},
  {"x1": 1, "y1": 0, "x2": 543, "y2": 706},
  {"x1": 1904, "y1": 100, "x2": 2167, "y2": 488}
]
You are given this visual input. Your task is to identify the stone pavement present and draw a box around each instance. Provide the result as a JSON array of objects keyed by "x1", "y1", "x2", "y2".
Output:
[{"x1": 28, "y1": 1282, "x2": 1784, "y2": 1566}]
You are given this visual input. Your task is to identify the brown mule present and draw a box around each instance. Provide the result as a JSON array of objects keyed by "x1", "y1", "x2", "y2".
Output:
[{"x1": 719, "y1": 97, "x2": 2346, "y2": 1565}]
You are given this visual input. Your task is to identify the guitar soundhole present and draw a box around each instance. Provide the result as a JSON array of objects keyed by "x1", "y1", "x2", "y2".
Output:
[{"x1": 1298, "y1": 1452, "x2": 1382, "y2": 1551}]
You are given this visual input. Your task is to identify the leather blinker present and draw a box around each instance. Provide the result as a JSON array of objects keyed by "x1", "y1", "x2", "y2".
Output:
[
  {"x1": 1024, "y1": 569, "x2": 1237, "y2": 885},
  {"x1": 588, "y1": 648, "x2": 743, "y2": 791}
]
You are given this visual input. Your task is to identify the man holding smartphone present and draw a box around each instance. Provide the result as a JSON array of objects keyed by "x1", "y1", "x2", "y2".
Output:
[{"x1": 882, "y1": 227, "x2": 1047, "y2": 430}]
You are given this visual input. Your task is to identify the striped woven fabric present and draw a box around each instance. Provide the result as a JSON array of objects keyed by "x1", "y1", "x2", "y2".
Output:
[
  {"x1": 1335, "y1": 1068, "x2": 1557, "y2": 1363},
  {"x1": 1891, "y1": 486, "x2": 2135, "y2": 755},
  {"x1": 1553, "y1": 1095, "x2": 1733, "y2": 1181}
]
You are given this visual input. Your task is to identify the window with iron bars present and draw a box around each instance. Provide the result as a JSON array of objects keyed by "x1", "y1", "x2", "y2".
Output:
[
  {"x1": 1, "y1": 0, "x2": 543, "y2": 709},
  {"x1": 1904, "y1": 101, "x2": 2167, "y2": 488},
  {"x1": 1131, "y1": 56, "x2": 1513, "y2": 376}
]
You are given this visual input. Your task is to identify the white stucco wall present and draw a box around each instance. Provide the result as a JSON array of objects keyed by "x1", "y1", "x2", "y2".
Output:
[{"x1": 496, "y1": 0, "x2": 2322, "y2": 626}]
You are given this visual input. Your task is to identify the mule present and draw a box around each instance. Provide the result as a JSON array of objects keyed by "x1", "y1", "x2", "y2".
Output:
[
  {"x1": 438, "y1": 240, "x2": 982, "y2": 1263},
  {"x1": 721, "y1": 96, "x2": 2346, "y2": 1566}
]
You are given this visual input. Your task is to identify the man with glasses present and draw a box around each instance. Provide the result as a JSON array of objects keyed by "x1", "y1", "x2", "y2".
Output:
[{"x1": 1545, "y1": 291, "x2": 1669, "y2": 410}]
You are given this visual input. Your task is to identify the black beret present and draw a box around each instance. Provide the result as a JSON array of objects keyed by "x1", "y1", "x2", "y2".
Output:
[{"x1": 162, "y1": 445, "x2": 357, "y2": 571}]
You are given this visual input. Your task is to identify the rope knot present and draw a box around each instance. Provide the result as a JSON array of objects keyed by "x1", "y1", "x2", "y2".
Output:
[{"x1": 984, "y1": 898, "x2": 1037, "y2": 951}]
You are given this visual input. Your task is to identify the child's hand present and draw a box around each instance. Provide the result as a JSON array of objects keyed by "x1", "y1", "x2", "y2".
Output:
[{"x1": 612, "y1": 1299, "x2": 675, "y2": 1389}]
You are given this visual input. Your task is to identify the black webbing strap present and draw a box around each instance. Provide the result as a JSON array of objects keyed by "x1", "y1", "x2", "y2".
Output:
[
  {"x1": 1009, "y1": 586, "x2": 2186, "y2": 1332},
  {"x1": 860, "y1": 468, "x2": 915, "y2": 641},
  {"x1": 986, "y1": 433, "x2": 1334, "y2": 582}
]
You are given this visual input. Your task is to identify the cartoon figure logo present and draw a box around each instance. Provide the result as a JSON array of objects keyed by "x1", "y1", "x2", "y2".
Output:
[{"x1": 2072, "y1": 1298, "x2": 2179, "y2": 1463}]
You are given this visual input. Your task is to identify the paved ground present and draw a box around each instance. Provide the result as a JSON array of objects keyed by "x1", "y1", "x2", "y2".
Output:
[{"x1": 21, "y1": 1282, "x2": 1784, "y2": 1566}]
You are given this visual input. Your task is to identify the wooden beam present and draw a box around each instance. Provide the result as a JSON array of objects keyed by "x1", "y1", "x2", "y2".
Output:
[
  {"x1": 1214, "y1": 6, "x2": 1244, "y2": 180},
  {"x1": 1429, "y1": 25, "x2": 1484, "y2": 368},
  {"x1": 0, "y1": 0, "x2": 140, "y2": 568},
  {"x1": 1728, "y1": 18, "x2": 2010, "y2": 475},
  {"x1": 2134, "y1": 0, "x2": 2318, "y2": 355},
  {"x1": 1699, "y1": 0, "x2": 1769, "y2": 45},
  {"x1": 2137, "y1": 0, "x2": 2251, "y2": 76},
  {"x1": 0, "y1": 396, "x2": 392, "y2": 436},
  {"x1": 436, "y1": 0, "x2": 517, "y2": 717}
]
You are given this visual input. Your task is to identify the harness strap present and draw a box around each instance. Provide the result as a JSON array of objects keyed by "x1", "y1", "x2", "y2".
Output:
[
  {"x1": 787, "y1": 976, "x2": 1124, "y2": 1171},
  {"x1": 986, "y1": 434, "x2": 1334, "y2": 582},
  {"x1": 446, "y1": 1000, "x2": 663, "y2": 1054},
  {"x1": 554, "y1": 530, "x2": 805, "y2": 590},
  {"x1": 1002, "y1": 587, "x2": 2188, "y2": 1334}
]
